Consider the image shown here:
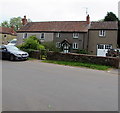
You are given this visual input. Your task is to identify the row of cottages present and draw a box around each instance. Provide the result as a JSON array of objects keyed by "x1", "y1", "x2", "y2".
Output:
[
  {"x1": 0, "y1": 26, "x2": 17, "y2": 44},
  {"x1": 17, "y1": 15, "x2": 118, "y2": 56}
]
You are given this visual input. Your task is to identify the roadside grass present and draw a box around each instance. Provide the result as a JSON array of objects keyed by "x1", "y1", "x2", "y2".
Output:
[
  {"x1": 42, "y1": 60, "x2": 111, "y2": 70},
  {"x1": 28, "y1": 57, "x2": 37, "y2": 60}
]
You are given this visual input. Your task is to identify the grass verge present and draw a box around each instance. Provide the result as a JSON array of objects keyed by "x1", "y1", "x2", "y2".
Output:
[
  {"x1": 42, "y1": 60, "x2": 111, "y2": 70},
  {"x1": 28, "y1": 57, "x2": 37, "y2": 60}
]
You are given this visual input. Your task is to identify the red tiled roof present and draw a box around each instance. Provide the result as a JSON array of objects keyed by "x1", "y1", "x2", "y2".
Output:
[
  {"x1": 0, "y1": 27, "x2": 17, "y2": 35},
  {"x1": 17, "y1": 21, "x2": 89, "y2": 32},
  {"x1": 90, "y1": 21, "x2": 118, "y2": 30}
]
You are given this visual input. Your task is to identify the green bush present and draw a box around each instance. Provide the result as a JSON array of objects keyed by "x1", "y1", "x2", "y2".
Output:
[
  {"x1": 18, "y1": 36, "x2": 45, "y2": 50},
  {"x1": 42, "y1": 41, "x2": 60, "y2": 52},
  {"x1": 27, "y1": 35, "x2": 41, "y2": 44},
  {"x1": 77, "y1": 49, "x2": 89, "y2": 54}
]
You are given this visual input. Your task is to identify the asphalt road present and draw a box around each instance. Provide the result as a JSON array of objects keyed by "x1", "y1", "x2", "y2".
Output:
[{"x1": 2, "y1": 60, "x2": 118, "y2": 111}]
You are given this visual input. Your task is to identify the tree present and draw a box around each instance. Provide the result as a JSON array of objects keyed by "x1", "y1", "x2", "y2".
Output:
[
  {"x1": 1, "y1": 16, "x2": 32, "y2": 31},
  {"x1": 104, "y1": 12, "x2": 118, "y2": 21},
  {"x1": 10, "y1": 17, "x2": 22, "y2": 31},
  {"x1": 1, "y1": 21, "x2": 10, "y2": 27}
]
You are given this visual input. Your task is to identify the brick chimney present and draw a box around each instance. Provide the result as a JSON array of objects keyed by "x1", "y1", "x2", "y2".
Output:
[
  {"x1": 22, "y1": 16, "x2": 27, "y2": 25},
  {"x1": 11, "y1": 25, "x2": 15, "y2": 34},
  {"x1": 86, "y1": 15, "x2": 90, "y2": 24}
]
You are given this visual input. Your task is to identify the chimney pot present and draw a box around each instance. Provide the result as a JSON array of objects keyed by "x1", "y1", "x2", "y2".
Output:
[
  {"x1": 86, "y1": 15, "x2": 90, "y2": 24},
  {"x1": 24, "y1": 16, "x2": 26, "y2": 19}
]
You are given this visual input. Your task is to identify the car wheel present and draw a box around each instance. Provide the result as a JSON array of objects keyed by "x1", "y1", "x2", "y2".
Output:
[{"x1": 9, "y1": 55, "x2": 14, "y2": 61}]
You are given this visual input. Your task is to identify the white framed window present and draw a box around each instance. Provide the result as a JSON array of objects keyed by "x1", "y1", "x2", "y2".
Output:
[
  {"x1": 99, "y1": 30, "x2": 106, "y2": 37},
  {"x1": 105, "y1": 44, "x2": 112, "y2": 49},
  {"x1": 40, "y1": 33, "x2": 45, "y2": 39},
  {"x1": 73, "y1": 33, "x2": 79, "y2": 38},
  {"x1": 56, "y1": 33, "x2": 60, "y2": 38},
  {"x1": 73, "y1": 43, "x2": 78, "y2": 49},
  {"x1": 23, "y1": 33, "x2": 27, "y2": 39},
  {"x1": 97, "y1": 44, "x2": 104, "y2": 49},
  {"x1": 56, "y1": 42, "x2": 61, "y2": 48}
]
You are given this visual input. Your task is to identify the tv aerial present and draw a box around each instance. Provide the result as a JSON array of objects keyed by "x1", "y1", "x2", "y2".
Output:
[{"x1": 83, "y1": 7, "x2": 88, "y2": 15}]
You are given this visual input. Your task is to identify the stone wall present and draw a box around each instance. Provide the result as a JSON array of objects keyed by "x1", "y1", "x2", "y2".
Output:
[
  {"x1": 28, "y1": 50, "x2": 41, "y2": 60},
  {"x1": 46, "y1": 52, "x2": 120, "y2": 68}
]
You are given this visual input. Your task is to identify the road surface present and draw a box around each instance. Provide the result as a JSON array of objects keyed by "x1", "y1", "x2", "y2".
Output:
[{"x1": 2, "y1": 60, "x2": 118, "y2": 111}]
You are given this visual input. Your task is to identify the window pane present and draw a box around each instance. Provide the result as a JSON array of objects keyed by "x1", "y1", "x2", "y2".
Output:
[
  {"x1": 99, "y1": 30, "x2": 106, "y2": 37},
  {"x1": 105, "y1": 45, "x2": 112, "y2": 49},
  {"x1": 41, "y1": 33, "x2": 44, "y2": 39},
  {"x1": 56, "y1": 42, "x2": 61, "y2": 48},
  {"x1": 56, "y1": 33, "x2": 60, "y2": 37},
  {"x1": 98, "y1": 45, "x2": 104, "y2": 49},
  {"x1": 73, "y1": 33, "x2": 79, "y2": 38},
  {"x1": 73, "y1": 43, "x2": 78, "y2": 49}
]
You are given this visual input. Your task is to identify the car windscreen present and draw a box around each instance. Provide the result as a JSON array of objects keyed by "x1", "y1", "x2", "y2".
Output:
[
  {"x1": 6, "y1": 46, "x2": 19, "y2": 51},
  {"x1": 10, "y1": 40, "x2": 17, "y2": 44}
]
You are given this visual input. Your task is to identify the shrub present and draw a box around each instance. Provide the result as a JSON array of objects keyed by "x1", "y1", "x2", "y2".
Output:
[
  {"x1": 18, "y1": 36, "x2": 45, "y2": 50},
  {"x1": 77, "y1": 49, "x2": 89, "y2": 54},
  {"x1": 27, "y1": 35, "x2": 41, "y2": 44},
  {"x1": 42, "y1": 41, "x2": 60, "y2": 52}
]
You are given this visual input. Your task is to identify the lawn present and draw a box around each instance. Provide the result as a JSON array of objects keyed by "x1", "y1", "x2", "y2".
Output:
[{"x1": 42, "y1": 60, "x2": 111, "y2": 70}]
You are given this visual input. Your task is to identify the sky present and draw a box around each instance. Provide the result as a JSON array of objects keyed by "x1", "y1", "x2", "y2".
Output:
[{"x1": 0, "y1": 0, "x2": 120, "y2": 23}]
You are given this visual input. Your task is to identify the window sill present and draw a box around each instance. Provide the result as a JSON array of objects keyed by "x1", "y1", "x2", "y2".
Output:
[
  {"x1": 99, "y1": 35, "x2": 106, "y2": 37},
  {"x1": 73, "y1": 37, "x2": 79, "y2": 39},
  {"x1": 73, "y1": 48, "x2": 78, "y2": 50}
]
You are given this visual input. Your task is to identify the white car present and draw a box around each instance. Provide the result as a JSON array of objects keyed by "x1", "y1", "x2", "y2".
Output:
[{"x1": 7, "y1": 39, "x2": 17, "y2": 46}]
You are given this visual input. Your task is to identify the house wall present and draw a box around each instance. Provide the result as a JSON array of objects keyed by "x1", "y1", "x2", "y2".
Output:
[
  {"x1": 0, "y1": 33, "x2": 16, "y2": 44},
  {"x1": 17, "y1": 32, "x2": 54, "y2": 45},
  {"x1": 88, "y1": 30, "x2": 118, "y2": 55},
  {"x1": 17, "y1": 33, "x2": 24, "y2": 45},
  {"x1": 53, "y1": 32, "x2": 87, "y2": 52}
]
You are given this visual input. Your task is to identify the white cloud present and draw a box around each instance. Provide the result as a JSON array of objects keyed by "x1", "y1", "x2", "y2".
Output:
[{"x1": 0, "y1": 0, "x2": 119, "y2": 22}]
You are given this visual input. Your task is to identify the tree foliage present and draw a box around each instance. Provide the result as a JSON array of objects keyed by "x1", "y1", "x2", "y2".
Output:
[
  {"x1": 0, "y1": 16, "x2": 32, "y2": 31},
  {"x1": 1, "y1": 21, "x2": 10, "y2": 27},
  {"x1": 18, "y1": 36, "x2": 45, "y2": 50},
  {"x1": 10, "y1": 17, "x2": 22, "y2": 31},
  {"x1": 104, "y1": 12, "x2": 118, "y2": 21}
]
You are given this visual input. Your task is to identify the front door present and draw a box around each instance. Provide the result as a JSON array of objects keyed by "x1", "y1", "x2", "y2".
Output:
[
  {"x1": 97, "y1": 44, "x2": 112, "y2": 56},
  {"x1": 63, "y1": 44, "x2": 69, "y2": 53}
]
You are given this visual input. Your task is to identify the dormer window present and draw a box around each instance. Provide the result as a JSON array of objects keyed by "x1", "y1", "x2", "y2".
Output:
[
  {"x1": 99, "y1": 30, "x2": 106, "y2": 37},
  {"x1": 73, "y1": 33, "x2": 79, "y2": 38}
]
